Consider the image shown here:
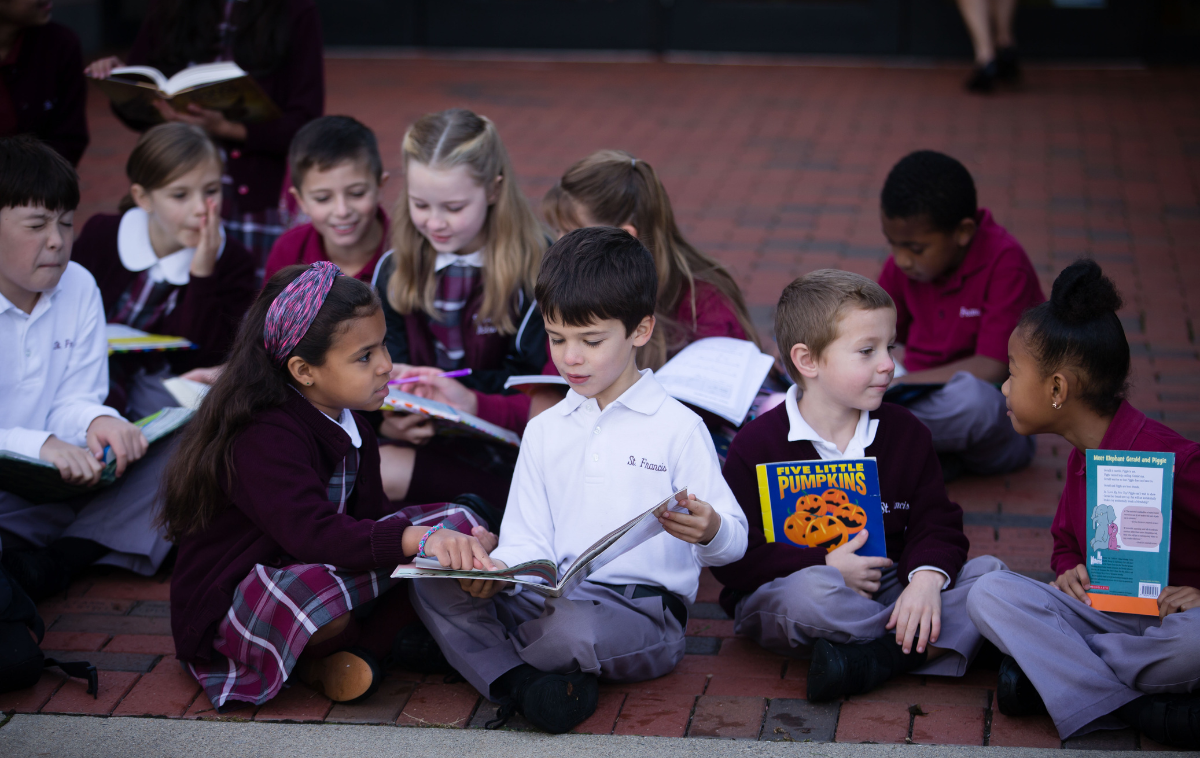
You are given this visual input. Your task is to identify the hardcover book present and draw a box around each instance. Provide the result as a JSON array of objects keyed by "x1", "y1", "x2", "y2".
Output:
[
  {"x1": 1084, "y1": 449, "x2": 1174, "y2": 615},
  {"x1": 756, "y1": 457, "x2": 887, "y2": 557}
]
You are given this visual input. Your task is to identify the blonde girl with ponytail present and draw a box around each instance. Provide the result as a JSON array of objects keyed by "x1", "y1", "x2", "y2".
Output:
[{"x1": 373, "y1": 108, "x2": 550, "y2": 506}]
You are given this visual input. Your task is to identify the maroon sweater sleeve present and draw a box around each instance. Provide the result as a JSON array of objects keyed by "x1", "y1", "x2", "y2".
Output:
[
  {"x1": 230, "y1": 417, "x2": 409, "y2": 569},
  {"x1": 474, "y1": 390, "x2": 532, "y2": 434},
  {"x1": 890, "y1": 412, "x2": 970, "y2": 583},
  {"x1": 241, "y1": 1, "x2": 324, "y2": 157},
  {"x1": 158, "y1": 238, "x2": 257, "y2": 368}
]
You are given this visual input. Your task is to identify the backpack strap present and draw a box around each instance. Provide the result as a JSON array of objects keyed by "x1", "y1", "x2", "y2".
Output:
[{"x1": 43, "y1": 658, "x2": 98, "y2": 699}]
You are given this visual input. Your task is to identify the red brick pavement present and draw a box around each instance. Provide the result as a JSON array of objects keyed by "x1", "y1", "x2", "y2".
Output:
[{"x1": 9, "y1": 54, "x2": 1196, "y2": 746}]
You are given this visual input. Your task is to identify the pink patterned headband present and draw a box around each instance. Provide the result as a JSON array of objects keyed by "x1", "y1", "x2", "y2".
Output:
[{"x1": 263, "y1": 261, "x2": 342, "y2": 366}]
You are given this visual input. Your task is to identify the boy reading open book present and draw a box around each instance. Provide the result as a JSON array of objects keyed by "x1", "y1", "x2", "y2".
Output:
[{"x1": 410, "y1": 227, "x2": 748, "y2": 734}]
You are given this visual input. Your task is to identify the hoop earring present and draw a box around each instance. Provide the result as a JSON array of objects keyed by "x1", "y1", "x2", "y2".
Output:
[{"x1": 1052, "y1": 401, "x2": 1061, "y2": 410}]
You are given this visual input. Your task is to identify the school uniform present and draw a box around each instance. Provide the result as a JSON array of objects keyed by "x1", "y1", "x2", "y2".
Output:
[
  {"x1": 0, "y1": 262, "x2": 171, "y2": 575},
  {"x1": 171, "y1": 390, "x2": 491, "y2": 707},
  {"x1": 878, "y1": 209, "x2": 1044, "y2": 474},
  {"x1": 0, "y1": 22, "x2": 88, "y2": 166},
  {"x1": 711, "y1": 388, "x2": 999, "y2": 676},
  {"x1": 72, "y1": 210, "x2": 257, "y2": 419},
  {"x1": 264, "y1": 207, "x2": 389, "y2": 284},
  {"x1": 967, "y1": 401, "x2": 1200, "y2": 739},
  {"x1": 411, "y1": 370, "x2": 749, "y2": 699},
  {"x1": 122, "y1": 0, "x2": 325, "y2": 270},
  {"x1": 374, "y1": 249, "x2": 548, "y2": 505}
]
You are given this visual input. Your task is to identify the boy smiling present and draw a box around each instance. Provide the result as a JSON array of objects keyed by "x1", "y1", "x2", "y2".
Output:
[
  {"x1": 410, "y1": 226, "x2": 747, "y2": 734},
  {"x1": 711, "y1": 269, "x2": 1001, "y2": 702}
]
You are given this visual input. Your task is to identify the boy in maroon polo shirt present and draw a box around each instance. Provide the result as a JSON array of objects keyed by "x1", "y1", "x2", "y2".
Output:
[
  {"x1": 711, "y1": 269, "x2": 1003, "y2": 702},
  {"x1": 878, "y1": 151, "x2": 1043, "y2": 478},
  {"x1": 264, "y1": 116, "x2": 390, "y2": 285}
]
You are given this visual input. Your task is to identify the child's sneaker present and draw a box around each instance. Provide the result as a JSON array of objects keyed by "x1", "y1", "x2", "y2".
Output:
[
  {"x1": 1119, "y1": 694, "x2": 1200, "y2": 750},
  {"x1": 807, "y1": 636, "x2": 926, "y2": 701},
  {"x1": 488, "y1": 664, "x2": 599, "y2": 733}
]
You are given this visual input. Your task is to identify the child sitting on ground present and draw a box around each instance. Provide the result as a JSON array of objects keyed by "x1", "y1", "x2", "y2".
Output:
[
  {"x1": 162, "y1": 263, "x2": 498, "y2": 709},
  {"x1": 265, "y1": 115, "x2": 391, "y2": 284},
  {"x1": 71, "y1": 123, "x2": 256, "y2": 419},
  {"x1": 0, "y1": 136, "x2": 173, "y2": 601},
  {"x1": 410, "y1": 227, "x2": 748, "y2": 733},
  {"x1": 967, "y1": 260, "x2": 1200, "y2": 749},
  {"x1": 878, "y1": 150, "x2": 1043, "y2": 478},
  {"x1": 711, "y1": 269, "x2": 1002, "y2": 701}
]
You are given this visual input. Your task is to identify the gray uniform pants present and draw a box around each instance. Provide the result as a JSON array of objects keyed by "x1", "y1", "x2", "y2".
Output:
[
  {"x1": 410, "y1": 579, "x2": 686, "y2": 700},
  {"x1": 966, "y1": 570, "x2": 1200, "y2": 739},
  {"x1": 0, "y1": 437, "x2": 175, "y2": 576},
  {"x1": 735, "y1": 555, "x2": 1005, "y2": 677},
  {"x1": 906, "y1": 371, "x2": 1035, "y2": 475}
]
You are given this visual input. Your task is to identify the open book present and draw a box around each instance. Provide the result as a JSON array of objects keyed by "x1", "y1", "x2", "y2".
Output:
[
  {"x1": 392, "y1": 487, "x2": 689, "y2": 597},
  {"x1": 93, "y1": 62, "x2": 282, "y2": 125},
  {"x1": 106, "y1": 324, "x2": 196, "y2": 355},
  {"x1": 0, "y1": 407, "x2": 194, "y2": 504},
  {"x1": 383, "y1": 388, "x2": 520, "y2": 447},
  {"x1": 505, "y1": 337, "x2": 775, "y2": 426}
]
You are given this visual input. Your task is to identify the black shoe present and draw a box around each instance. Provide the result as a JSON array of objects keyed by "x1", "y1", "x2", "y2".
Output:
[
  {"x1": 996, "y1": 655, "x2": 1047, "y2": 717},
  {"x1": 488, "y1": 664, "x2": 598, "y2": 734},
  {"x1": 995, "y1": 47, "x2": 1021, "y2": 83},
  {"x1": 387, "y1": 621, "x2": 452, "y2": 674},
  {"x1": 966, "y1": 61, "x2": 998, "y2": 94},
  {"x1": 1, "y1": 549, "x2": 71, "y2": 603},
  {"x1": 1118, "y1": 694, "x2": 1200, "y2": 750},
  {"x1": 807, "y1": 636, "x2": 927, "y2": 702}
]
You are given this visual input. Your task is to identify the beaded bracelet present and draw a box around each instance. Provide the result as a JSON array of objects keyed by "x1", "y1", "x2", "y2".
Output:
[{"x1": 417, "y1": 523, "x2": 446, "y2": 558}]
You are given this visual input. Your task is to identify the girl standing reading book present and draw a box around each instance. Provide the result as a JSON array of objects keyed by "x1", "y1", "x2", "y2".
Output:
[
  {"x1": 72, "y1": 123, "x2": 256, "y2": 419},
  {"x1": 161, "y1": 262, "x2": 497, "y2": 708},
  {"x1": 375, "y1": 108, "x2": 549, "y2": 506},
  {"x1": 86, "y1": 0, "x2": 324, "y2": 271},
  {"x1": 966, "y1": 260, "x2": 1200, "y2": 748}
]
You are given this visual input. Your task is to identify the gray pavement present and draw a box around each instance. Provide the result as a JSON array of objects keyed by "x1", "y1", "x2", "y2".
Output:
[{"x1": 1, "y1": 715, "x2": 1194, "y2": 758}]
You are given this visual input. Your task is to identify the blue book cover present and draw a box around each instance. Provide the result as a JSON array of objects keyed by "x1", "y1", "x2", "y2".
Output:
[
  {"x1": 1084, "y1": 449, "x2": 1174, "y2": 616},
  {"x1": 755, "y1": 458, "x2": 887, "y2": 557}
]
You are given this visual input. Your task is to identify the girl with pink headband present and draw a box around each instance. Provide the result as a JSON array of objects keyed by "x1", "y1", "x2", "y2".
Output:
[{"x1": 158, "y1": 262, "x2": 498, "y2": 709}]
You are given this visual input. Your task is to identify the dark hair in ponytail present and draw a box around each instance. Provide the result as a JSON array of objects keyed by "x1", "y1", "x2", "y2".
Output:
[
  {"x1": 1019, "y1": 259, "x2": 1129, "y2": 416},
  {"x1": 159, "y1": 266, "x2": 380, "y2": 541}
]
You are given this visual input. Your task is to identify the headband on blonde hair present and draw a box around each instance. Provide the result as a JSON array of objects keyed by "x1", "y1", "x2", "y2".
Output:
[{"x1": 263, "y1": 261, "x2": 342, "y2": 366}]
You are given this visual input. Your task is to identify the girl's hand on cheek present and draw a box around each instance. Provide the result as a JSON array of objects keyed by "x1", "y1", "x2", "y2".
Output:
[
  {"x1": 379, "y1": 410, "x2": 434, "y2": 444},
  {"x1": 190, "y1": 198, "x2": 221, "y2": 277}
]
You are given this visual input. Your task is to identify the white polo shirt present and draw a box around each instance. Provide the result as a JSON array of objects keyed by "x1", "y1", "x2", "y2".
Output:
[
  {"x1": 492, "y1": 369, "x2": 748, "y2": 602},
  {"x1": 0, "y1": 262, "x2": 121, "y2": 459}
]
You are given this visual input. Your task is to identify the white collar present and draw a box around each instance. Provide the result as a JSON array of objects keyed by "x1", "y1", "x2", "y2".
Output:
[
  {"x1": 329, "y1": 407, "x2": 362, "y2": 448},
  {"x1": 434, "y1": 249, "x2": 484, "y2": 273},
  {"x1": 117, "y1": 207, "x2": 225, "y2": 286},
  {"x1": 784, "y1": 384, "x2": 878, "y2": 460},
  {"x1": 560, "y1": 368, "x2": 668, "y2": 417},
  {"x1": 0, "y1": 270, "x2": 65, "y2": 318}
]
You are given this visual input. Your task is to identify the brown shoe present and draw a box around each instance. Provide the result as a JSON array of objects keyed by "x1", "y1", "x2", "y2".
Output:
[{"x1": 296, "y1": 646, "x2": 382, "y2": 703}]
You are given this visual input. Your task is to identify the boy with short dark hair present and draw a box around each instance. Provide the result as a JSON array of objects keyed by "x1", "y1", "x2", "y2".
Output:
[
  {"x1": 0, "y1": 136, "x2": 172, "y2": 601},
  {"x1": 878, "y1": 150, "x2": 1043, "y2": 477},
  {"x1": 265, "y1": 115, "x2": 390, "y2": 283},
  {"x1": 411, "y1": 226, "x2": 748, "y2": 734},
  {"x1": 711, "y1": 269, "x2": 1002, "y2": 702}
]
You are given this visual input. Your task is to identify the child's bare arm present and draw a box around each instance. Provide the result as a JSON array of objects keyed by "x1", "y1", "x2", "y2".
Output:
[{"x1": 659, "y1": 493, "x2": 721, "y2": 545}]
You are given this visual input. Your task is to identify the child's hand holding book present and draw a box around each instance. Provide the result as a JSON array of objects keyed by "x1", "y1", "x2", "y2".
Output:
[
  {"x1": 39, "y1": 435, "x2": 105, "y2": 486},
  {"x1": 658, "y1": 492, "x2": 721, "y2": 545},
  {"x1": 825, "y1": 530, "x2": 894, "y2": 599},
  {"x1": 86, "y1": 416, "x2": 149, "y2": 477}
]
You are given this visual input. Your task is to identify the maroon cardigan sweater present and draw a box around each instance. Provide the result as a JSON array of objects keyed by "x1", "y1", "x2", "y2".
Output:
[
  {"x1": 0, "y1": 22, "x2": 88, "y2": 166},
  {"x1": 171, "y1": 392, "x2": 413, "y2": 664},
  {"x1": 121, "y1": 0, "x2": 325, "y2": 214},
  {"x1": 72, "y1": 212, "x2": 257, "y2": 371},
  {"x1": 711, "y1": 401, "x2": 970, "y2": 616}
]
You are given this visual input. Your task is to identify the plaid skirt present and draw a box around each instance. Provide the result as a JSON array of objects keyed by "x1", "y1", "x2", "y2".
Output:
[{"x1": 189, "y1": 502, "x2": 491, "y2": 707}]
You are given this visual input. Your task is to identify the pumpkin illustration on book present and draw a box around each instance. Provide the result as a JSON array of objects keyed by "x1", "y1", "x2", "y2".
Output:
[
  {"x1": 800, "y1": 515, "x2": 850, "y2": 551},
  {"x1": 795, "y1": 493, "x2": 826, "y2": 516},
  {"x1": 822, "y1": 488, "x2": 850, "y2": 509},
  {"x1": 783, "y1": 510, "x2": 816, "y2": 543}
]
